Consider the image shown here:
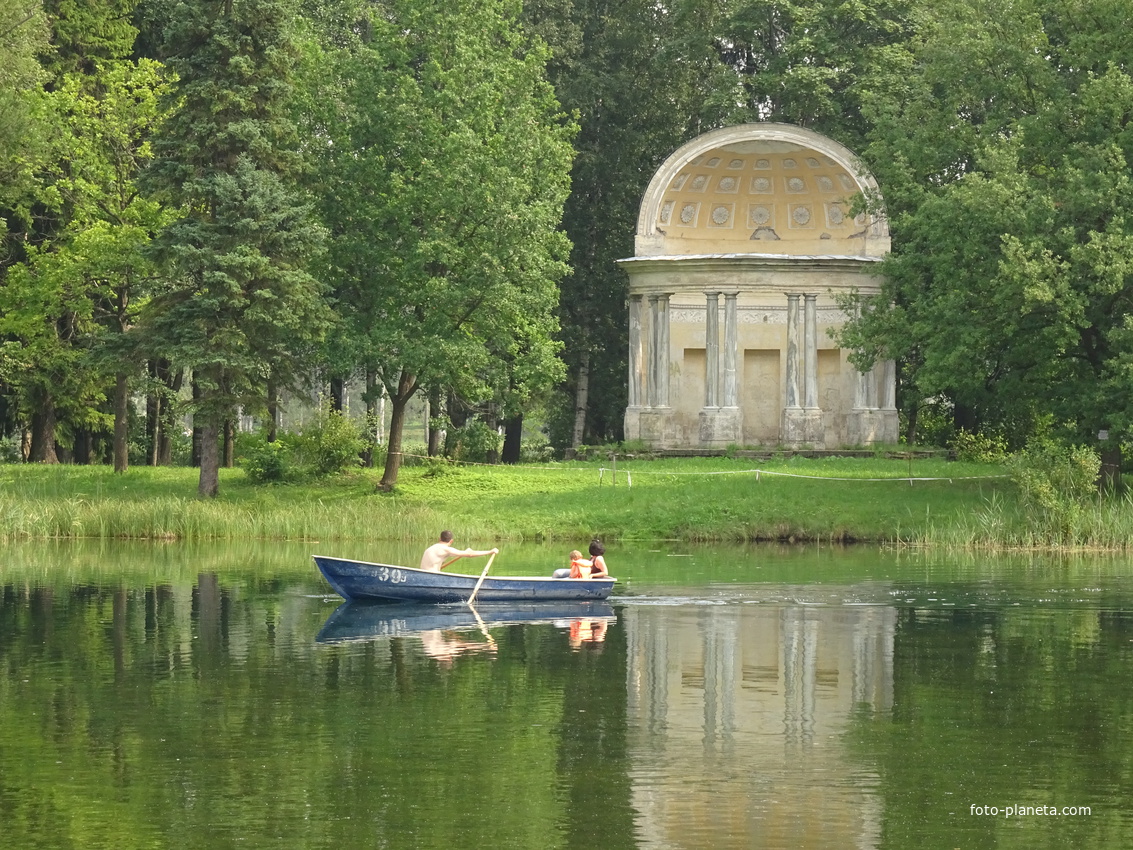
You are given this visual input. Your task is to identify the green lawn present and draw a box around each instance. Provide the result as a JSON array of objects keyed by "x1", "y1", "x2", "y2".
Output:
[{"x1": 0, "y1": 455, "x2": 1013, "y2": 544}]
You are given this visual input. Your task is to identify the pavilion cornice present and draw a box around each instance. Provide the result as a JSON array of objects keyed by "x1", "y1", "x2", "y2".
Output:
[{"x1": 618, "y1": 252, "x2": 882, "y2": 275}]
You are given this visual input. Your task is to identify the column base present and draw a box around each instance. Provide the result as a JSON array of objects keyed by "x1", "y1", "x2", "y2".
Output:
[
  {"x1": 623, "y1": 407, "x2": 642, "y2": 442},
  {"x1": 698, "y1": 407, "x2": 742, "y2": 447},
  {"x1": 637, "y1": 408, "x2": 673, "y2": 449},
  {"x1": 879, "y1": 409, "x2": 900, "y2": 443},
  {"x1": 781, "y1": 408, "x2": 825, "y2": 449},
  {"x1": 847, "y1": 409, "x2": 900, "y2": 446}
]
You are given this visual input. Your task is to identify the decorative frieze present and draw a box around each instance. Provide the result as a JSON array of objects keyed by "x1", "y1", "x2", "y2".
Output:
[{"x1": 668, "y1": 306, "x2": 850, "y2": 325}]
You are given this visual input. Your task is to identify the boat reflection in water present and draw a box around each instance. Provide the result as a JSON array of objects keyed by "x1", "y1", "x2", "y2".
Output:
[{"x1": 315, "y1": 600, "x2": 616, "y2": 662}]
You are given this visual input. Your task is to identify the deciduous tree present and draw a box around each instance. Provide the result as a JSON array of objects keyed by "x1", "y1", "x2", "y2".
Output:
[
  {"x1": 308, "y1": 0, "x2": 575, "y2": 488},
  {"x1": 840, "y1": 0, "x2": 1133, "y2": 458},
  {"x1": 1, "y1": 4, "x2": 166, "y2": 465}
]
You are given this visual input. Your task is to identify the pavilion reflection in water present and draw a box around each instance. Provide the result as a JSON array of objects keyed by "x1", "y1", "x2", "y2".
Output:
[{"x1": 624, "y1": 601, "x2": 895, "y2": 849}]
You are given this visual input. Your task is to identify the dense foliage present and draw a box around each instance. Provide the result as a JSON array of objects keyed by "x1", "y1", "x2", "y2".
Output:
[
  {"x1": 2, "y1": 0, "x2": 1132, "y2": 496},
  {"x1": 838, "y1": 0, "x2": 1133, "y2": 461},
  {"x1": 305, "y1": 0, "x2": 575, "y2": 488}
]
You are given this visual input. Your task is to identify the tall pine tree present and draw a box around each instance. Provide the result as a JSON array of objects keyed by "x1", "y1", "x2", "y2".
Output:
[{"x1": 142, "y1": 0, "x2": 327, "y2": 496}]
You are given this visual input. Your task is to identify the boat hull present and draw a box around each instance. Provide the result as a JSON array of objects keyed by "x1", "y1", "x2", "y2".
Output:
[{"x1": 313, "y1": 555, "x2": 616, "y2": 603}]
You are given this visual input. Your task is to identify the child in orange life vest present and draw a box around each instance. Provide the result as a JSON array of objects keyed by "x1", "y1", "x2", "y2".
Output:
[{"x1": 568, "y1": 549, "x2": 593, "y2": 579}]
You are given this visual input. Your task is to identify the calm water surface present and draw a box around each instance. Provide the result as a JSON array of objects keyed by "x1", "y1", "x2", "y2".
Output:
[{"x1": 2, "y1": 540, "x2": 1132, "y2": 849}]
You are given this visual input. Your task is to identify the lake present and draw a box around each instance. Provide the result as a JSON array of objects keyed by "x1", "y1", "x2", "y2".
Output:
[{"x1": 1, "y1": 539, "x2": 1131, "y2": 849}]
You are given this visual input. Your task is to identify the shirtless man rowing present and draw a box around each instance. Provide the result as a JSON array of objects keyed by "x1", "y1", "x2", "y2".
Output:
[{"x1": 419, "y1": 530, "x2": 498, "y2": 572}]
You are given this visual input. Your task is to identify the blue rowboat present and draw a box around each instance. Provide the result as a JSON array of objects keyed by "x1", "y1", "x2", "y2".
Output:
[
  {"x1": 313, "y1": 554, "x2": 616, "y2": 603},
  {"x1": 315, "y1": 599, "x2": 617, "y2": 644}
]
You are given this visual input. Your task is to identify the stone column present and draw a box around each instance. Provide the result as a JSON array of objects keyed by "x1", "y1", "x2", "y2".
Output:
[
  {"x1": 804, "y1": 293, "x2": 819, "y2": 410},
  {"x1": 639, "y1": 293, "x2": 671, "y2": 447},
  {"x1": 879, "y1": 357, "x2": 899, "y2": 443},
  {"x1": 700, "y1": 291, "x2": 743, "y2": 447},
  {"x1": 881, "y1": 359, "x2": 896, "y2": 410},
  {"x1": 704, "y1": 291, "x2": 720, "y2": 407},
  {"x1": 647, "y1": 294, "x2": 661, "y2": 407},
  {"x1": 783, "y1": 293, "x2": 824, "y2": 448},
  {"x1": 785, "y1": 293, "x2": 801, "y2": 410},
  {"x1": 783, "y1": 608, "x2": 819, "y2": 747},
  {"x1": 656, "y1": 293, "x2": 671, "y2": 407},
  {"x1": 723, "y1": 292, "x2": 739, "y2": 408},
  {"x1": 627, "y1": 294, "x2": 644, "y2": 408},
  {"x1": 853, "y1": 366, "x2": 870, "y2": 410}
]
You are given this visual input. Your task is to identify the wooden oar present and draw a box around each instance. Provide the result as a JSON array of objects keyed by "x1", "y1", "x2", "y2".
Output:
[
  {"x1": 467, "y1": 601, "x2": 497, "y2": 646},
  {"x1": 466, "y1": 551, "x2": 497, "y2": 606}
]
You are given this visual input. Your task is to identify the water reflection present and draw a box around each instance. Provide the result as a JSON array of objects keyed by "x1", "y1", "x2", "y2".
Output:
[
  {"x1": 3, "y1": 541, "x2": 1133, "y2": 850},
  {"x1": 624, "y1": 600, "x2": 893, "y2": 848},
  {"x1": 316, "y1": 600, "x2": 617, "y2": 643},
  {"x1": 316, "y1": 600, "x2": 617, "y2": 663}
]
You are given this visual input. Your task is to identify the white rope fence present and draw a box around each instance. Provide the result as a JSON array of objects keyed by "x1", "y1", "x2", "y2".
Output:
[
  {"x1": 596, "y1": 467, "x2": 1010, "y2": 487},
  {"x1": 392, "y1": 451, "x2": 1008, "y2": 488}
]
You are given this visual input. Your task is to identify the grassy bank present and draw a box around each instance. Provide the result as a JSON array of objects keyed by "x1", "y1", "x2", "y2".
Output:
[{"x1": 0, "y1": 455, "x2": 1018, "y2": 545}]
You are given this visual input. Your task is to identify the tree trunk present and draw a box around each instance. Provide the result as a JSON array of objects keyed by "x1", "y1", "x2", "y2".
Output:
[
  {"x1": 571, "y1": 349, "x2": 590, "y2": 449},
  {"x1": 502, "y1": 413, "x2": 522, "y2": 464},
  {"x1": 330, "y1": 376, "x2": 346, "y2": 412},
  {"x1": 444, "y1": 392, "x2": 470, "y2": 456},
  {"x1": 1100, "y1": 445, "x2": 1122, "y2": 493},
  {"x1": 267, "y1": 378, "x2": 279, "y2": 442},
  {"x1": 29, "y1": 395, "x2": 59, "y2": 463},
  {"x1": 113, "y1": 371, "x2": 129, "y2": 473},
  {"x1": 147, "y1": 361, "x2": 161, "y2": 465},
  {"x1": 952, "y1": 402, "x2": 978, "y2": 434},
  {"x1": 223, "y1": 419, "x2": 235, "y2": 467},
  {"x1": 484, "y1": 407, "x2": 500, "y2": 465},
  {"x1": 905, "y1": 404, "x2": 918, "y2": 447},
  {"x1": 361, "y1": 370, "x2": 379, "y2": 467},
  {"x1": 381, "y1": 396, "x2": 409, "y2": 489},
  {"x1": 379, "y1": 370, "x2": 417, "y2": 490},
  {"x1": 427, "y1": 387, "x2": 443, "y2": 457},
  {"x1": 191, "y1": 377, "x2": 202, "y2": 467},
  {"x1": 72, "y1": 428, "x2": 92, "y2": 464},
  {"x1": 198, "y1": 420, "x2": 221, "y2": 497},
  {"x1": 157, "y1": 364, "x2": 182, "y2": 466},
  {"x1": 377, "y1": 378, "x2": 385, "y2": 444}
]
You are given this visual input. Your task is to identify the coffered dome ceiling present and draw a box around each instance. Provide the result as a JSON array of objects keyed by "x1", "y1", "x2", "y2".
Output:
[{"x1": 634, "y1": 124, "x2": 889, "y2": 259}]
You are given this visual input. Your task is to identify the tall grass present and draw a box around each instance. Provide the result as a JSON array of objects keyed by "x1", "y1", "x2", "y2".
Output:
[
  {"x1": 0, "y1": 456, "x2": 1009, "y2": 544},
  {"x1": 9, "y1": 454, "x2": 1133, "y2": 550},
  {"x1": 0, "y1": 491, "x2": 444, "y2": 542},
  {"x1": 919, "y1": 491, "x2": 1133, "y2": 552}
]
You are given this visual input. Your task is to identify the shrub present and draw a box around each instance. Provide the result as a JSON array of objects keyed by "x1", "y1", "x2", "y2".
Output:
[
  {"x1": 0, "y1": 435, "x2": 23, "y2": 463},
  {"x1": 950, "y1": 429, "x2": 1009, "y2": 463},
  {"x1": 1009, "y1": 439, "x2": 1100, "y2": 539},
  {"x1": 238, "y1": 406, "x2": 367, "y2": 483},
  {"x1": 292, "y1": 406, "x2": 366, "y2": 478},
  {"x1": 449, "y1": 419, "x2": 502, "y2": 463},
  {"x1": 519, "y1": 437, "x2": 555, "y2": 464},
  {"x1": 239, "y1": 433, "x2": 290, "y2": 483}
]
